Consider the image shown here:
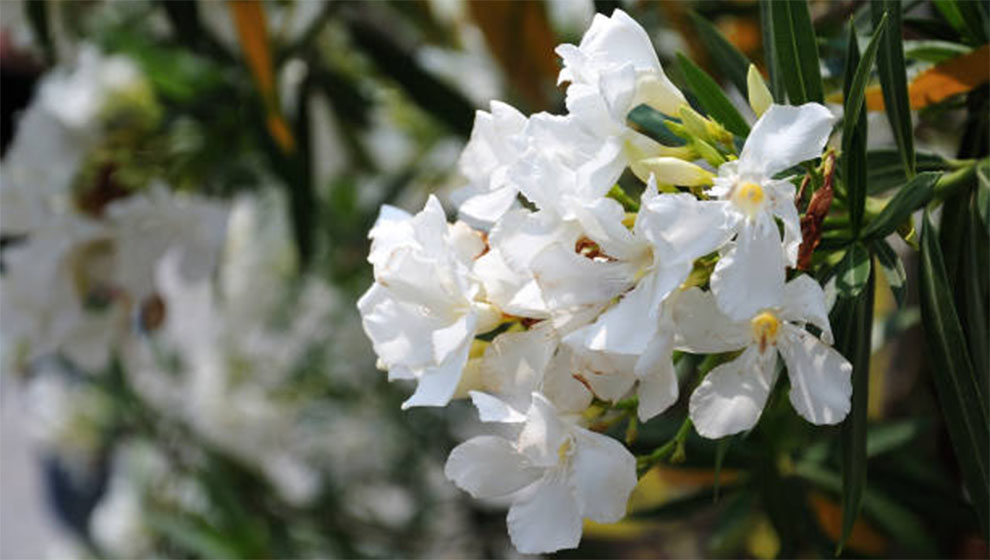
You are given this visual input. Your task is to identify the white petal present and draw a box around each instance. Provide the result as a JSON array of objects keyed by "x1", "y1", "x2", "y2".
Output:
[
  {"x1": 541, "y1": 348, "x2": 594, "y2": 414},
  {"x1": 518, "y1": 393, "x2": 569, "y2": 467},
  {"x1": 402, "y1": 326, "x2": 473, "y2": 409},
  {"x1": 670, "y1": 288, "x2": 751, "y2": 353},
  {"x1": 689, "y1": 345, "x2": 778, "y2": 439},
  {"x1": 778, "y1": 326, "x2": 852, "y2": 425},
  {"x1": 780, "y1": 275, "x2": 834, "y2": 344},
  {"x1": 531, "y1": 244, "x2": 635, "y2": 309},
  {"x1": 710, "y1": 213, "x2": 787, "y2": 320},
  {"x1": 634, "y1": 332, "x2": 678, "y2": 421},
  {"x1": 458, "y1": 186, "x2": 519, "y2": 225},
  {"x1": 636, "y1": 193, "x2": 733, "y2": 267},
  {"x1": 469, "y1": 391, "x2": 528, "y2": 423},
  {"x1": 357, "y1": 283, "x2": 438, "y2": 370},
  {"x1": 738, "y1": 103, "x2": 835, "y2": 178},
  {"x1": 567, "y1": 272, "x2": 662, "y2": 356},
  {"x1": 571, "y1": 427, "x2": 637, "y2": 523},
  {"x1": 569, "y1": 196, "x2": 644, "y2": 261},
  {"x1": 765, "y1": 179, "x2": 802, "y2": 266},
  {"x1": 506, "y1": 474, "x2": 582, "y2": 554},
  {"x1": 445, "y1": 436, "x2": 541, "y2": 499},
  {"x1": 481, "y1": 327, "x2": 556, "y2": 402},
  {"x1": 433, "y1": 314, "x2": 476, "y2": 364}
]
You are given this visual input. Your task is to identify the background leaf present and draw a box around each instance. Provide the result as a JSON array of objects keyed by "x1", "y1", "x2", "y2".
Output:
[
  {"x1": 688, "y1": 11, "x2": 751, "y2": 96},
  {"x1": 871, "y1": 0, "x2": 915, "y2": 177},
  {"x1": 769, "y1": 0, "x2": 823, "y2": 104},
  {"x1": 833, "y1": 259, "x2": 876, "y2": 552},
  {"x1": 919, "y1": 209, "x2": 990, "y2": 537},
  {"x1": 676, "y1": 53, "x2": 750, "y2": 137}
]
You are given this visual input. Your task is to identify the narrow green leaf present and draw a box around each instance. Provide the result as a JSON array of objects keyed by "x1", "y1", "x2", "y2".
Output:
[
  {"x1": 866, "y1": 150, "x2": 952, "y2": 194},
  {"x1": 956, "y1": 0, "x2": 990, "y2": 46},
  {"x1": 844, "y1": 15, "x2": 888, "y2": 145},
  {"x1": 904, "y1": 39, "x2": 973, "y2": 63},
  {"x1": 919, "y1": 209, "x2": 990, "y2": 537},
  {"x1": 873, "y1": 239, "x2": 907, "y2": 307},
  {"x1": 977, "y1": 160, "x2": 990, "y2": 233},
  {"x1": 688, "y1": 11, "x2": 752, "y2": 96},
  {"x1": 835, "y1": 242, "x2": 872, "y2": 297},
  {"x1": 770, "y1": 0, "x2": 824, "y2": 104},
  {"x1": 833, "y1": 256, "x2": 875, "y2": 552},
  {"x1": 862, "y1": 172, "x2": 939, "y2": 240},
  {"x1": 934, "y1": 0, "x2": 988, "y2": 45},
  {"x1": 676, "y1": 53, "x2": 750, "y2": 137},
  {"x1": 872, "y1": 0, "x2": 916, "y2": 177},
  {"x1": 842, "y1": 17, "x2": 887, "y2": 233},
  {"x1": 628, "y1": 105, "x2": 688, "y2": 147},
  {"x1": 866, "y1": 418, "x2": 930, "y2": 458},
  {"x1": 963, "y1": 199, "x2": 989, "y2": 390},
  {"x1": 759, "y1": 0, "x2": 784, "y2": 100}
]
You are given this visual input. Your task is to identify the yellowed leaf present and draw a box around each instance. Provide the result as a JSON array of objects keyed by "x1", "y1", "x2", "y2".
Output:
[{"x1": 229, "y1": 0, "x2": 294, "y2": 153}]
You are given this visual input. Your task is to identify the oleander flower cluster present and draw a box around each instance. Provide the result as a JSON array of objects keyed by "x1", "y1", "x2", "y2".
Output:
[{"x1": 358, "y1": 9, "x2": 853, "y2": 554}]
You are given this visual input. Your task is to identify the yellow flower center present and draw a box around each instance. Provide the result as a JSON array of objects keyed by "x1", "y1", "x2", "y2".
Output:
[
  {"x1": 732, "y1": 181, "x2": 765, "y2": 218},
  {"x1": 750, "y1": 311, "x2": 781, "y2": 353},
  {"x1": 557, "y1": 439, "x2": 573, "y2": 463}
]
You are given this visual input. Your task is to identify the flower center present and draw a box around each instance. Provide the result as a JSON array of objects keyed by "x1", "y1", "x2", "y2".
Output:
[
  {"x1": 750, "y1": 311, "x2": 780, "y2": 353},
  {"x1": 732, "y1": 181, "x2": 765, "y2": 218},
  {"x1": 557, "y1": 439, "x2": 573, "y2": 464}
]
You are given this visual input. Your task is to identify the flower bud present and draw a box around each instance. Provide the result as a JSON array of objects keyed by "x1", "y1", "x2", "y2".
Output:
[
  {"x1": 631, "y1": 157, "x2": 714, "y2": 186},
  {"x1": 747, "y1": 64, "x2": 773, "y2": 117},
  {"x1": 633, "y1": 72, "x2": 688, "y2": 116}
]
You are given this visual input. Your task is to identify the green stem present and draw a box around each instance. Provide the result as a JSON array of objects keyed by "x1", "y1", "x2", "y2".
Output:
[
  {"x1": 636, "y1": 417, "x2": 693, "y2": 477},
  {"x1": 607, "y1": 184, "x2": 640, "y2": 212}
]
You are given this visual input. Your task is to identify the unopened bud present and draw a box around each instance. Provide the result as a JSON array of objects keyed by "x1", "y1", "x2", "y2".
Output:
[
  {"x1": 747, "y1": 64, "x2": 773, "y2": 117},
  {"x1": 632, "y1": 157, "x2": 714, "y2": 186},
  {"x1": 633, "y1": 72, "x2": 688, "y2": 116}
]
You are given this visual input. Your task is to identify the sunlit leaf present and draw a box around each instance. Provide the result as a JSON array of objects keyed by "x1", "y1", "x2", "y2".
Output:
[
  {"x1": 862, "y1": 172, "x2": 939, "y2": 240},
  {"x1": 872, "y1": 239, "x2": 907, "y2": 308},
  {"x1": 835, "y1": 242, "x2": 872, "y2": 297}
]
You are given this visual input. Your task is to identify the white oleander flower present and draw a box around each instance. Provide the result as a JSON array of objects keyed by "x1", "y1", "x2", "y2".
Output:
[
  {"x1": 707, "y1": 103, "x2": 835, "y2": 320},
  {"x1": 559, "y1": 176, "x2": 732, "y2": 421},
  {"x1": 358, "y1": 196, "x2": 500, "y2": 408},
  {"x1": 444, "y1": 393, "x2": 636, "y2": 554},
  {"x1": 556, "y1": 8, "x2": 685, "y2": 118},
  {"x1": 552, "y1": 9, "x2": 687, "y2": 199},
  {"x1": 672, "y1": 277, "x2": 850, "y2": 439}
]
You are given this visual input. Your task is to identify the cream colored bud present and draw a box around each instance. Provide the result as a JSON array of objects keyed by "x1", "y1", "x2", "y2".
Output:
[
  {"x1": 631, "y1": 157, "x2": 714, "y2": 186},
  {"x1": 633, "y1": 72, "x2": 688, "y2": 116},
  {"x1": 747, "y1": 64, "x2": 773, "y2": 117}
]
